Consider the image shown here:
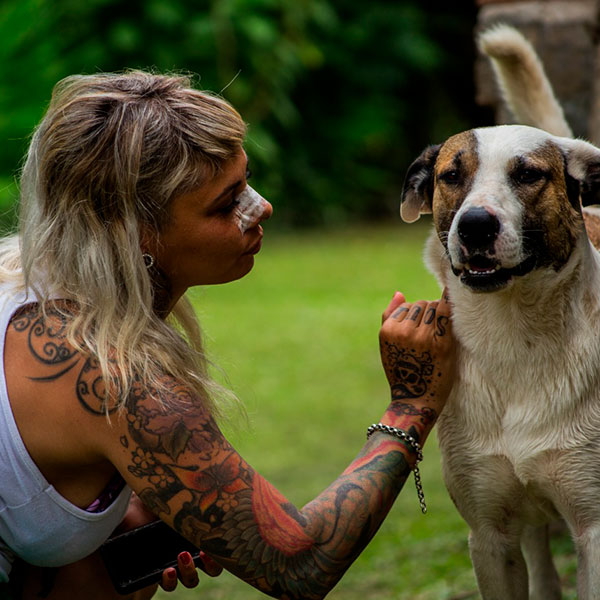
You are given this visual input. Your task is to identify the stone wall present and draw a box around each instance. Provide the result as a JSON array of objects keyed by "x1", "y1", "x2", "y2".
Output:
[{"x1": 474, "y1": 0, "x2": 600, "y2": 142}]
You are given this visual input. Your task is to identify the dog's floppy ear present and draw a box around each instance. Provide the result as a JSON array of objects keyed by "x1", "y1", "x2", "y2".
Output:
[
  {"x1": 559, "y1": 138, "x2": 600, "y2": 207},
  {"x1": 401, "y1": 144, "x2": 440, "y2": 223}
]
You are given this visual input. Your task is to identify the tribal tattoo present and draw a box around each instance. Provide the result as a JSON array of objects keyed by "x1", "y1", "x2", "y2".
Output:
[
  {"x1": 10, "y1": 304, "x2": 417, "y2": 599},
  {"x1": 11, "y1": 304, "x2": 120, "y2": 414}
]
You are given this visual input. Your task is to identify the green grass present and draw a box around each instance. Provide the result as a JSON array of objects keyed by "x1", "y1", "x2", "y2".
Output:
[{"x1": 157, "y1": 221, "x2": 576, "y2": 600}]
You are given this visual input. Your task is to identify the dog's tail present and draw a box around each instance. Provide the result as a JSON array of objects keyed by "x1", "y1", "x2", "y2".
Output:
[{"x1": 478, "y1": 24, "x2": 573, "y2": 137}]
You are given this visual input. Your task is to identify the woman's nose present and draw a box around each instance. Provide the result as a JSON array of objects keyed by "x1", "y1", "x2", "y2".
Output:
[{"x1": 260, "y1": 199, "x2": 273, "y2": 221}]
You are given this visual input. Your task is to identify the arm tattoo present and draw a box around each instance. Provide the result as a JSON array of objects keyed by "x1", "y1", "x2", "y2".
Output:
[
  {"x1": 118, "y1": 385, "x2": 414, "y2": 598},
  {"x1": 387, "y1": 402, "x2": 436, "y2": 427},
  {"x1": 12, "y1": 305, "x2": 415, "y2": 598}
]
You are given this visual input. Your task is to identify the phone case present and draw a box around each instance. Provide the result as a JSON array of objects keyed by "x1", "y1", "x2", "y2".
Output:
[{"x1": 99, "y1": 520, "x2": 202, "y2": 594}]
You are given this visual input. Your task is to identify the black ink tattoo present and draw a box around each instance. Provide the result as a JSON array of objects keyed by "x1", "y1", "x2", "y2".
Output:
[
  {"x1": 382, "y1": 342, "x2": 434, "y2": 399},
  {"x1": 11, "y1": 304, "x2": 120, "y2": 415},
  {"x1": 13, "y1": 305, "x2": 78, "y2": 366},
  {"x1": 387, "y1": 402, "x2": 437, "y2": 426},
  {"x1": 408, "y1": 305, "x2": 422, "y2": 321},
  {"x1": 435, "y1": 315, "x2": 449, "y2": 339},
  {"x1": 423, "y1": 307, "x2": 436, "y2": 325}
]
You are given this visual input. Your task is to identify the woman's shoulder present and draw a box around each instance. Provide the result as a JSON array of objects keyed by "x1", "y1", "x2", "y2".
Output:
[
  {"x1": 8, "y1": 300, "x2": 81, "y2": 364},
  {"x1": 5, "y1": 301, "x2": 86, "y2": 402}
]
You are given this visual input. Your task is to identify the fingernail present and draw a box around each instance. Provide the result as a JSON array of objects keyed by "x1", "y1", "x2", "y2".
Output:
[
  {"x1": 167, "y1": 568, "x2": 177, "y2": 580},
  {"x1": 180, "y1": 552, "x2": 192, "y2": 565}
]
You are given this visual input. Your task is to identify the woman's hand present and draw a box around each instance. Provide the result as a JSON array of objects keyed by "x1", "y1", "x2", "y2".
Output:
[
  {"x1": 160, "y1": 550, "x2": 222, "y2": 592},
  {"x1": 379, "y1": 289, "x2": 455, "y2": 428},
  {"x1": 119, "y1": 493, "x2": 222, "y2": 592}
]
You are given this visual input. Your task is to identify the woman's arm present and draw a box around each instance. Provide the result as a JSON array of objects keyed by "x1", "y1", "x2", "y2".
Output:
[{"x1": 100, "y1": 292, "x2": 455, "y2": 599}]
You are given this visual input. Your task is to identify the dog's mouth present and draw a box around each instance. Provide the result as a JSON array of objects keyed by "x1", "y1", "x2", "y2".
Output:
[{"x1": 451, "y1": 254, "x2": 537, "y2": 292}]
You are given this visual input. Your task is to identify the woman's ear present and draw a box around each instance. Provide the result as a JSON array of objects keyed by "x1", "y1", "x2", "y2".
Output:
[
  {"x1": 401, "y1": 144, "x2": 440, "y2": 223},
  {"x1": 139, "y1": 223, "x2": 159, "y2": 257}
]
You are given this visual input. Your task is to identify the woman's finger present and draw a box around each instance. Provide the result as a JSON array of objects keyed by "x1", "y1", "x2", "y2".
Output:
[
  {"x1": 382, "y1": 291, "x2": 406, "y2": 323},
  {"x1": 405, "y1": 300, "x2": 428, "y2": 326},
  {"x1": 177, "y1": 552, "x2": 200, "y2": 588},
  {"x1": 390, "y1": 303, "x2": 411, "y2": 322},
  {"x1": 160, "y1": 567, "x2": 178, "y2": 592},
  {"x1": 197, "y1": 551, "x2": 223, "y2": 577},
  {"x1": 437, "y1": 287, "x2": 452, "y2": 318},
  {"x1": 421, "y1": 301, "x2": 438, "y2": 326}
]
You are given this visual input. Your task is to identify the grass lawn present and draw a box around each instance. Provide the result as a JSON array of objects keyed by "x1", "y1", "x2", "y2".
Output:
[{"x1": 156, "y1": 220, "x2": 576, "y2": 600}]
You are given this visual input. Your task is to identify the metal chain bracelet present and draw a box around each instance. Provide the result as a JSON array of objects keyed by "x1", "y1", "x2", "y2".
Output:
[{"x1": 366, "y1": 423, "x2": 427, "y2": 514}]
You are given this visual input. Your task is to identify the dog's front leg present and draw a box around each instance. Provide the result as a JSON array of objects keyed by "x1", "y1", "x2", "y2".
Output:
[
  {"x1": 574, "y1": 525, "x2": 600, "y2": 599},
  {"x1": 521, "y1": 524, "x2": 561, "y2": 600},
  {"x1": 469, "y1": 527, "x2": 529, "y2": 600}
]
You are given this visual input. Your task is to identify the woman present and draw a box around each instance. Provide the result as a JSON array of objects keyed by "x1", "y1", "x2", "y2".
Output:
[{"x1": 0, "y1": 71, "x2": 455, "y2": 599}]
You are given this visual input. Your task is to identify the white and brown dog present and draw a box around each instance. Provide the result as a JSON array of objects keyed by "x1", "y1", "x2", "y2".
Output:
[{"x1": 401, "y1": 25, "x2": 600, "y2": 600}]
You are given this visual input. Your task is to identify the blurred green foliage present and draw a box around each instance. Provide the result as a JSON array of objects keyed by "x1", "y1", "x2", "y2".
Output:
[{"x1": 0, "y1": 0, "x2": 486, "y2": 228}]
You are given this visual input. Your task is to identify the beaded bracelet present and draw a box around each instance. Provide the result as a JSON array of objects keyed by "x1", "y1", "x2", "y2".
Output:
[{"x1": 366, "y1": 423, "x2": 427, "y2": 514}]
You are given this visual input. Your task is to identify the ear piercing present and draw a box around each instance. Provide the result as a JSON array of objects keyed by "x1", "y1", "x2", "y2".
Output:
[{"x1": 142, "y1": 253, "x2": 155, "y2": 269}]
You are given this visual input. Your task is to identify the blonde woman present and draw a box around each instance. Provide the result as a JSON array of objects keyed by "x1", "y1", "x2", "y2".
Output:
[{"x1": 0, "y1": 71, "x2": 455, "y2": 599}]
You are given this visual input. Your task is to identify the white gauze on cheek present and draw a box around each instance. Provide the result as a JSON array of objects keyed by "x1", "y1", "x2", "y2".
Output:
[{"x1": 235, "y1": 185, "x2": 265, "y2": 233}]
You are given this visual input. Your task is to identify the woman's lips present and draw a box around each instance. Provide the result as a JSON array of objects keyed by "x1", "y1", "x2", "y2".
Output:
[{"x1": 244, "y1": 237, "x2": 263, "y2": 255}]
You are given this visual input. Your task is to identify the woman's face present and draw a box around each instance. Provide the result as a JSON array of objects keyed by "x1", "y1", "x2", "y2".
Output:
[{"x1": 149, "y1": 149, "x2": 273, "y2": 304}]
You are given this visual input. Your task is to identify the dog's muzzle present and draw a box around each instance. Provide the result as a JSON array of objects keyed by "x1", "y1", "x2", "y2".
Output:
[{"x1": 451, "y1": 207, "x2": 535, "y2": 292}]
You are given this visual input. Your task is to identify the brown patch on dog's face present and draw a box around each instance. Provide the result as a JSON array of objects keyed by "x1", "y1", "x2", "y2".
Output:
[
  {"x1": 431, "y1": 130, "x2": 479, "y2": 240},
  {"x1": 507, "y1": 140, "x2": 583, "y2": 271}
]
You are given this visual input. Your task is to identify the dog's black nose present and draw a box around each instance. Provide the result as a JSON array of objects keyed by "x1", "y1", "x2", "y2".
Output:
[{"x1": 457, "y1": 207, "x2": 500, "y2": 249}]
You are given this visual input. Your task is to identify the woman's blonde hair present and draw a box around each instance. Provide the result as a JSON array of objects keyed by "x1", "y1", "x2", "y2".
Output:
[{"x1": 1, "y1": 70, "x2": 247, "y2": 415}]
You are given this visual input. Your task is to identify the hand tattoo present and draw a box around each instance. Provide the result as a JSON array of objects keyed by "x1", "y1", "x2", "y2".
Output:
[
  {"x1": 381, "y1": 341, "x2": 434, "y2": 400},
  {"x1": 434, "y1": 315, "x2": 449, "y2": 339}
]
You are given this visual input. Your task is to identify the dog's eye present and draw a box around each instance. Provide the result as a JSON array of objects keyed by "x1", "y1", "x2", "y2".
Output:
[
  {"x1": 513, "y1": 168, "x2": 546, "y2": 185},
  {"x1": 439, "y1": 170, "x2": 461, "y2": 185}
]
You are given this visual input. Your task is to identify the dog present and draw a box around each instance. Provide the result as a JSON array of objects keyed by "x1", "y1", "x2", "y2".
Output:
[{"x1": 401, "y1": 24, "x2": 600, "y2": 600}]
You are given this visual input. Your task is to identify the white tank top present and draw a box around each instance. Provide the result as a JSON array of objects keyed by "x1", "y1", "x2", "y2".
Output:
[{"x1": 0, "y1": 283, "x2": 131, "y2": 581}]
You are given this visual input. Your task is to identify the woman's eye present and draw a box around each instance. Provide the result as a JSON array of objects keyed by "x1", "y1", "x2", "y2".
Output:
[
  {"x1": 220, "y1": 194, "x2": 240, "y2": 214},
  {"x1": 245, "y1": 166, "x2": 252, "y2": 180}
]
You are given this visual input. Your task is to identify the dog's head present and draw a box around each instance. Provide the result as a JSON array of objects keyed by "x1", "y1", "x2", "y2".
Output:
[{"x1": 402, "y1": 125, "x2": 600, "y2": 292}]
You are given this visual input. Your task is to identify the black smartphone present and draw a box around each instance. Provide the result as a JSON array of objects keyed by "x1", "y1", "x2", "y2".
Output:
[{"x1": 99, "y1": 520, "x2": 203, "y2": 595}]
